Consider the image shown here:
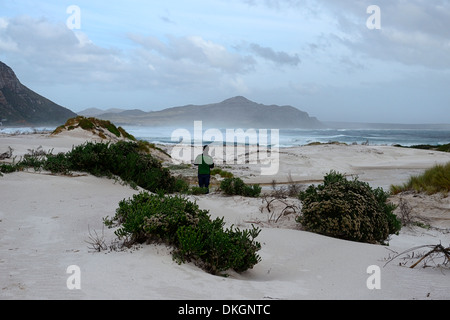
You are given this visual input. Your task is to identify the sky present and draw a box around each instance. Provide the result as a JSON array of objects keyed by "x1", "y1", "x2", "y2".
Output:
[{"x1": 0, "y1": 0, "x2": 449, "y2": 124}]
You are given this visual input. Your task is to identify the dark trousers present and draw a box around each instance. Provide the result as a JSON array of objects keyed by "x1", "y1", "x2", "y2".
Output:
[{"x1": 198, "y1": 174, "x2": 211, "y2": 190}]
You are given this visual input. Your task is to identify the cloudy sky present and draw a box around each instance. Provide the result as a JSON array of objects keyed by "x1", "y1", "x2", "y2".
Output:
[{"x1": 1, "y1": 0, "x2": 449, "y2": 124}]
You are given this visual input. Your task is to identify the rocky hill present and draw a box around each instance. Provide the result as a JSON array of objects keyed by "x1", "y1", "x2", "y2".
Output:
[
  {"x1": 0, "y1": 61, "x2": 76, "y2": 126},
  {"x1": 96, "y1": 96, "x2": 324, "y2": 129}
]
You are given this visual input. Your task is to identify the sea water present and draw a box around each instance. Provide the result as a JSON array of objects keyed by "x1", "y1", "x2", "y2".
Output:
[
  {"x1": 2, "y1": 125, "x2": 449, "y2": 147},
  {"x1": 120, "y1": 126, "x2": 450, "y2": 148}
]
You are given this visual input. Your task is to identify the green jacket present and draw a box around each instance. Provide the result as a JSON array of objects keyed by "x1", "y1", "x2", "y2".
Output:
[{"x1": 194, "y1": 154, "x2": 214, "y2": 175}]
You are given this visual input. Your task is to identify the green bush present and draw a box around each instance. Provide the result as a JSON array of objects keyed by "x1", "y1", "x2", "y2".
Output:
[
  {"x1": 0, "y1": 163, "x2": 17, "y2": 174},
  {"x1": 189, "y1": 187, "x2": 210, "y2": 195},
  {"x1": 1, "y1": 141, "x2": 181, "y2": 194},
  {"x1": 78, "y1": 117, "x2": 95, "y2": 130},
  {"x1": 220, "y1": 177, "x2": 261, "y2": 198},
  {"x1": 176, "y1": 219, "x2": 261, "y2": 274},
  {"x1": 60, "y1": 141, "x2": 178, "y2": 193},
  {"x1": 297, "y1": 171, "x2": 401, "y2": 244},
  {"x1": 43, "y1": 152, "x2": 72, "y2": 175},
  {"x1": 211, "y1": 168, "x2": 234, "y2": 178},
  {"x1": 104, "y1": 192, "x2": 262, "y2": 275}
]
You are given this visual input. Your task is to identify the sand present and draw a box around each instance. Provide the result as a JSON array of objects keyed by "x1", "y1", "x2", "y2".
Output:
[{"x1": 1, "y1": 130, "x2": 450, "y2": 300}]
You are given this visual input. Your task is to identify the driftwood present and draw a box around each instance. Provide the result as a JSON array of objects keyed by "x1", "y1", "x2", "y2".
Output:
[{"x1": 385, "y1": 243, "x2": 450, "y2": 269}]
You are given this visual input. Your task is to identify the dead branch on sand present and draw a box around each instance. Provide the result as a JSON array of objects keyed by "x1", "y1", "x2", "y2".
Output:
[
  {"x1": 385, "y1": 243, "x2": 450, "y2": 269},
  {"x1": 85, "y1": 225, "x2": 108, "y2": 252},
  {"x1": 260, "y1": 195, "x2": 300, "y2": 224},
  {"x1": 0, "y1": 146, "x2": 13, "y2": 160}
]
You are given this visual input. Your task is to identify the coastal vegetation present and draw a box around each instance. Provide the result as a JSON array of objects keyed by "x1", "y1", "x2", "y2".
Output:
[
  {"x1": 395, "y1": 143, "x2": 450, "y2": 153},
  {"x1": 211, "y1": 168, "x2": 234, "y2": 179},
  {"x1": 53, "y1": 116, "x2": 136, "y2": 141},
  {"x1": 0, "y1": 141, "x2": 182, "y2": 194},
  {"x1": 220, "y1": 177, "x2": 262, "y2": 198},
  {"x1": 103, "y1": 192, "x2": 261, "y2": 275},
  {"x1": 297, "y1": 171, "x2": 401, "y2": 244},
  {"x1": 390, "y1": 162, "x2": 450, "y2": 195}
]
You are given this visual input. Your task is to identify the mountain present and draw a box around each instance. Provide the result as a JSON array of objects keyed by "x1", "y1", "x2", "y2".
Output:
[
  {"x1": 0, "y1": 61, "x2": 76, "y2": 126},
  {"x1": 97, "y1": 96, "x2": 324, "y2": 129},
  {"x1": 78, "y1": 107, "x2": 128, "y2": 117}
]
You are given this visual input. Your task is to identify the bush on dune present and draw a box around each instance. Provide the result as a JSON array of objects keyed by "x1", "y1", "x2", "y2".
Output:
[
  {"x1": 1, "y1": 141, "x2": 183, "y2": 194},
  {"x1": 104, "y1": 192, "x2": 262, "y2": 275},
  {"x1": 220, "y1": 177, "x2": 261, "y2": 198},
  {"x1": 64, "y1": 141, "x2": 179, "y2": 193},
  {"x1": 297, "y1": 171, "x2": 401, "y2": 244}
]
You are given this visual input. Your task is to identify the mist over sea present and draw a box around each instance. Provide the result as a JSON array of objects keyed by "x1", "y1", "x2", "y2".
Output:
[{"x1": 2, "y1": 125, "x2": 449, "y2": 148}]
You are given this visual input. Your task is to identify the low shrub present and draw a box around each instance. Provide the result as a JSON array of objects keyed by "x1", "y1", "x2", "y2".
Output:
[
  {"x1": 0, "y1": 163, "x2": 16, "y2": 174},
  {"x1": 1, "y1": 141, "x2": 181, "y2": 194},
  {"x1": 176, "y1": 219, "x2": 261, "y2": 274},
  {"x1": 104, "y1": 192, "x2": 262, "y2": 275},
  {"x1": 66, "y1": 141, "x2": 178, "y2": 193},
  {"x1": 297, "y1": 171, "x2": 401, "y2": 244},
  {"x1": 43, "y1": 152, "x2": 72, "y2": 175},
  {"x1": 220, "y1": 177, "x2": 261, "y2": 198},
  {"x1": 211, "y1": 168, "x2": 234, "y2": 179},
  {"x1": 189, "y1": 187, "x2": 210, "y2": 195},
  {"x1": 397, "y1": 143, "x2": 450, "y2": 153}
]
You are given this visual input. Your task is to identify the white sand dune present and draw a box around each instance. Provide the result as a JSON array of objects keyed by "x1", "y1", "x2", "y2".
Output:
[{"x1": 1, "y1": 131, "x2": 449, "y2": 300}]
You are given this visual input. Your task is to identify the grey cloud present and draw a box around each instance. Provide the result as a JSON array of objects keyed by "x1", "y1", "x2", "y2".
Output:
[
  {"x1": 0, "y1": 16, "x2": 132, "y2": 89},
  {"x1": 159, "y1": 16, "x2": 176, "y2": 25},
  {"x1": 0, "y1": 16, "x2": 257, "y2": 110},
  {"x1": 128, "y1": 34, "x2": 256, "y2": 75},
  {"x1": 0, "y1": 15, "x2": 256, "y2": 93},
  {"x1": 325, "y1": 0, "x2": 450, "y2": 69},
  {"x1": 248, "y1": 43, "x2": 301, "y2": 66},
  {"x1": 241, "y1": 0, "x2": 450, "y2": 69}
]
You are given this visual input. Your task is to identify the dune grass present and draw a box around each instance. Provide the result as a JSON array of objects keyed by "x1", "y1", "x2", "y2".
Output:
[{"x1": 390, "y1": 162, "x2": 450, "y2": 195}]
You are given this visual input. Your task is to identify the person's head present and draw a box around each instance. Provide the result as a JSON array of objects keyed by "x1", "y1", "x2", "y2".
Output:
[{"x1": 203, "y1": 145, "x2": 209, "y2": 154}]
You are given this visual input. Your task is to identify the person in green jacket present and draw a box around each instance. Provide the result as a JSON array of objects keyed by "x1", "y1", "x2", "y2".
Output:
[{"x1": 194, "y1": 145, "x2": 215, "y2": 193}]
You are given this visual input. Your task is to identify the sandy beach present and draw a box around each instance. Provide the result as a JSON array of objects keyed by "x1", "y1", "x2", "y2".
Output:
[{"x1": 1, "y1": 130, "x2": 450, "y2": 300}]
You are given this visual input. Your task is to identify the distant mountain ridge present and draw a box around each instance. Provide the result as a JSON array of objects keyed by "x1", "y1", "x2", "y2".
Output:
[
  {"x1": 89, "y1": 96, "x2": 324, "y2": 129},
  {"x1": 0, "y1": 61, "x2": 76, "y2": 126},
  {"x1": 0, "y1": 60, "x2": 322, "y2": 129}
]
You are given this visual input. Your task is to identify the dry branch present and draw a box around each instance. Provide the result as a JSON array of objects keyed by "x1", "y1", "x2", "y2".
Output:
[{"x1": 385, "y1": 243, "x2": 450, "y2": 269}]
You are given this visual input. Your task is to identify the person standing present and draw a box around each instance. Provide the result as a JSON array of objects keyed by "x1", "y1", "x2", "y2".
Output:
[{"x1": 194, "y1": 145, "x2": 214, "y2": 193}]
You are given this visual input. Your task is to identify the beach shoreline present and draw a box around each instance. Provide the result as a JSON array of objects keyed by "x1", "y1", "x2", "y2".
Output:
[{"x1": 1, "y1": 131, "x2": 450, "y2": 300}]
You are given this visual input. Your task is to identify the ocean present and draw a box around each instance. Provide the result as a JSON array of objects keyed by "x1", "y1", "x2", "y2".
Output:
[
  {"x1": 1, "y1": 125, "x2": 449, "y2": 148},
  {"x1": 120, "y1": 126, "x2": 450, "y2": 148}
]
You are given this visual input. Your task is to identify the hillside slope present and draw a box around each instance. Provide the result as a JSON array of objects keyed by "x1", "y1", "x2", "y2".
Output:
[{"x1": 0, "y1": 61, "x2": 76, "y2": 126}]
